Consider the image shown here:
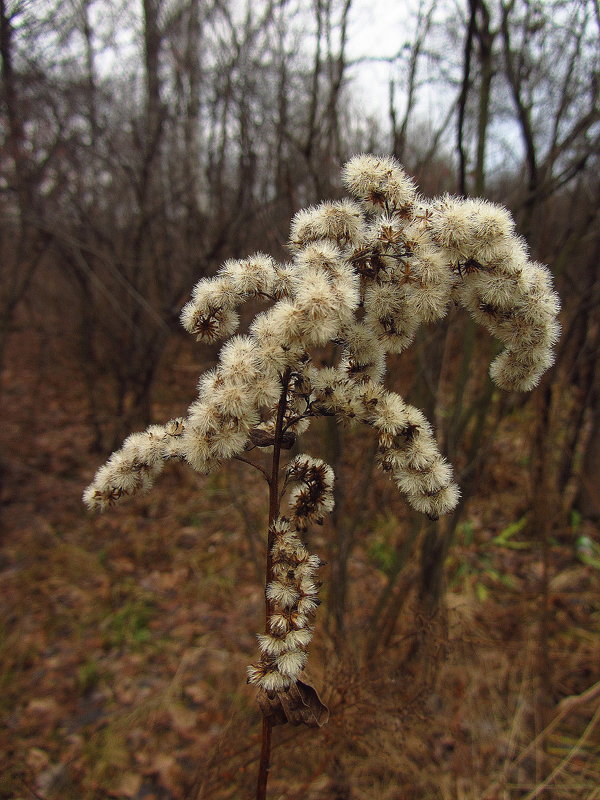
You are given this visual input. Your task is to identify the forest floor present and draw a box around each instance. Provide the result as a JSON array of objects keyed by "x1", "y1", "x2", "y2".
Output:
[{"x1": 1, "y1": 327, "x2": 599, "y2": 800}]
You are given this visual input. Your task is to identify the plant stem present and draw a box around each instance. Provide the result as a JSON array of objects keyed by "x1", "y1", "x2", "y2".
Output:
[
  {"x1": 256, "y1": 367, "x2": 291, "y2": 800},
  {"x1": 256, "y1": 717, "x2": 272, "y2": 800}
]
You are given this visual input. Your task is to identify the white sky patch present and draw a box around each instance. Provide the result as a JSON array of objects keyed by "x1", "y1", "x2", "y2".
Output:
[
  {"x1": 344, "y1": 0, "x2": 461, "y2": 148},
  {"x1": 346, "y1": 0, "x2": 415, "y2": 117}
]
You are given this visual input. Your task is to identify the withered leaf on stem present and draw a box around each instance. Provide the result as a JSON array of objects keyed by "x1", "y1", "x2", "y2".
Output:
[
  {"x1": 249, "y1": 429, "x2": 296, "y2": 449},
  {"x1": 257, "y1": 680, "x2": 329, "y2": 728}
]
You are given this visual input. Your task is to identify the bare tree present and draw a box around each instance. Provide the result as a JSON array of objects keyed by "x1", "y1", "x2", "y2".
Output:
[{"x1": 0, "y1": 0, "x2": 53, "y2": 374}]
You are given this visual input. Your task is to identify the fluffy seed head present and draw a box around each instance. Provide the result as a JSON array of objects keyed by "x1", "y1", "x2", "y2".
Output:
[
  {"x1": 276, "y1": 649, "x2": 307, "y2": 678},
  {"x1": 342, "y1": 154, "x2": 417, "y2": 211},
  {"x1": 267, "y1": 580, "x2": 300, "y2": 609},
  {"x1": 86, "y1": 154, "x2": 560, "y2": 695},
  {"x1": 220, "y1": 253, "x2": 276, "y2": 294},
  {"x1": 289, "y1": 199, "x2": 365, "y2": 251}
]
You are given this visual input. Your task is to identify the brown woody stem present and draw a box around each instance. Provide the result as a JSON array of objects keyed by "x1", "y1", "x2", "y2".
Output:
[{"x1": 256, "y1": 367, "x2": 291, "y2": 800}]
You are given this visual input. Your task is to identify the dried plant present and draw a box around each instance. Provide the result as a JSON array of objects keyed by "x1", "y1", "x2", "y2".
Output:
[{"x1": 83, "y1": 154, "x2": 560, "y2": 798}]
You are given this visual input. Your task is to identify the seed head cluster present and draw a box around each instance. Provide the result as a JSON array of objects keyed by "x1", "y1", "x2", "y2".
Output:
[
  {"x1": 84, "y1": 156, "x2": 559, "y2": 518},
  {"x1": 247, "y1": 456, "x2": 331, "y2": 691},
  {"x1": 84, "y1": 154, "x2": 560, "y2": 689}
]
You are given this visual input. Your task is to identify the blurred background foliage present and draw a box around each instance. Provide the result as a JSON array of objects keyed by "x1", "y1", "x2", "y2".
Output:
[{"x1": 1, "y1": 0, "x2": 599, "y2": 798}]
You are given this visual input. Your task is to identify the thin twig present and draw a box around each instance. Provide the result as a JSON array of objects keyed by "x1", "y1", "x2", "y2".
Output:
[
  {"x1": 520, "y1": 702, "x2": 600, "y2": 800},
  {"x1": 234, "y1": 455, "x2": 271, "y2": 485},
  {"x1": 487, "y1": 680, "x2": 600, "y2": 797}
]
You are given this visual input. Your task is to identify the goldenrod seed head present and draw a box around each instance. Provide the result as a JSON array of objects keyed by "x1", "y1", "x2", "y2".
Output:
[
  {"x1": 220, "y1": 253, "x2": 276, "y2": 295},
  {"x1": 276, "y1": 649, "x2": 307, "y2": 678},
  {"x1": 342, "y1": 154, "x2": 416, "y2": 211},
  {"x1": 267, "y1": 580, "x2": 300, "y2": 609},
  {"x1": 289, "y1": 200, "x2": 364, "y2": 251}
]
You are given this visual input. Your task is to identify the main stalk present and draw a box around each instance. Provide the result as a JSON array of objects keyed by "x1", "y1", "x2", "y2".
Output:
[{"x1": 256, "y1": 368, "x2": 291, "y2": 800}]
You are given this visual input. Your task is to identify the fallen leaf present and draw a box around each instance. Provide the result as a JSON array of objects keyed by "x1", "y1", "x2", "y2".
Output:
[
  {"x1": 116, "y1": 772, "x2": 143, "y2": 798},
  {"x1": 27, "y1": 747, "x2": 50, "y2": 772},
  {"x1": 26, "y1": 698, "x2": 60, "y2": 715},
  {"x1": 168, "y1": 702, "x2": 197, "y2": 733}
]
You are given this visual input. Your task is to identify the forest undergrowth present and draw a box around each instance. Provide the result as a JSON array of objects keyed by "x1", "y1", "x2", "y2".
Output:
[{"x1": 1, "y1": 324, "x2": 599, "y2": 800}]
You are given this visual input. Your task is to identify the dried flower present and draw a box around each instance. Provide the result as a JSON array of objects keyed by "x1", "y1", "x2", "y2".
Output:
[{"x1": 84, "y1": 153, "x2": 560, "y2": 693}]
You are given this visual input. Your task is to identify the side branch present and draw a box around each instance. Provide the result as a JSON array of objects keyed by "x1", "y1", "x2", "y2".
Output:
[{"x1": 234, "y1": 455, "x2": 271, "y2": 485}]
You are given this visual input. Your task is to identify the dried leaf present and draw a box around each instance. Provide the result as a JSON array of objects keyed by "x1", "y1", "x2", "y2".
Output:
[
  {"x1": 168, "y1": 702, "x2": 197, "y2": 733},
  {"x1": 146, "y1": 753, "x2": 181, "y2": 794},
  {"x1": 257, "y1": 680, "x2": 329, "y2": 728},
  {"x1": 26, "y1": 698, "x2": 60, "y2": 716},
  {"x1": 249, "y1": 429, "x2": 296, "y2": 449},
  {"x1": 116, "y1": 772, "x2": 143, "y2": 798},
  {"x1": 26, "y1": 747, "x2": 50, "y2": 772}
]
